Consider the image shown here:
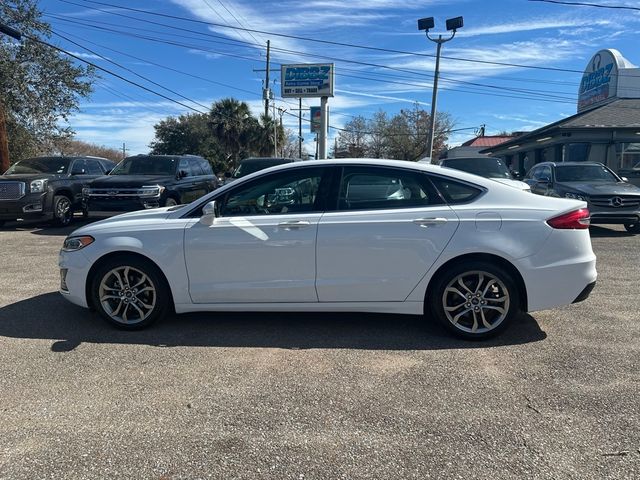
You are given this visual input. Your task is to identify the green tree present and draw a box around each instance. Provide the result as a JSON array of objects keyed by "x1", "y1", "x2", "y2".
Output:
[
  {"x1": 1, "y1": 0, "x2": 95, "y2": 165},
  {"x1": 209, "y1": 98, "x2": 256, "y2": 168}
]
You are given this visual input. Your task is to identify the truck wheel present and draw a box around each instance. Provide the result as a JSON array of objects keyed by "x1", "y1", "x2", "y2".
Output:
[
  {"x1": 163, "y1": 197, "x2": 179, "y2": 207},
  {"x1": 624, "y1": 222, "x2": 640, "y2": 234},
  {"x1": 52, "y1": 195, "x2": 73, "y2": 226}
]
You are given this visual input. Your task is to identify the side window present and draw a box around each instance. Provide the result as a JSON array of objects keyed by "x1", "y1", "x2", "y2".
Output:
[
  {"x1": 429, "y1": 175, "x2": 483, "y2": 204},
  {"x1": 220, "y1": 167, "x2": 326, "y2": 216},
  {"x1": 539, "y1": 166, "x2": 552, "y2": 181},
  {"x1": 71, "y1": 159, "x2": 87, "y2": 175},
  {"x1": 338, "y1": 166, "x2": 439, "y2": 211},
  {"x1": 200, "y1": 159, "x2": 213, "y2": 175},
  {"x1": 189, "y1": 158, "x2": 204, "y2": 176},
  {"x1": 178, "y1": 158, "x2": 191, "y2": 178},
  {"x1": 525, "y1": 166, "x2": 539, "y2": 180},
  {"x1": 85, "y1": 159, "x2": 103, "y2": 175}
]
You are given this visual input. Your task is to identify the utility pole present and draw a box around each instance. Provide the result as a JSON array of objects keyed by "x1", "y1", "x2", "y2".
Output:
[
  {"x1": 264, "y1": 40, "x2": 271, "y2": 118},
  {"x1": 299, "y1": 98, "x2": 302, "y2": 158},
  {"x1": 0, "y1": 23, "x2": 22, "y2": 173},
  {"x1": 418, "y1": 16, "x2": 463, "y2": 163},
  {"x1": 121, "y1": 142, "x2": 128, "y2": 159},
  {"x1": 318, "y1": 96, "x2": 328, "y2": 159}
]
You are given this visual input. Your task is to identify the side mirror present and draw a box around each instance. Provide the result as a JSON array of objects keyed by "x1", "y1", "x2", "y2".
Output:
[
  {"x1": 200, "y1": 200, "x2": 218, "y2": 226},
  {"x1": 177, "y1": 170, "x2": 188, "y2": 179},
  {"x1": 104, "y1": 169, "x2": 112, "y2": 175},
  {"x1": 621, "y1": 176, "x2": 629, "y2": 182},
  {"x1": 71, "y1": 168, "x2": 86, "y2": 175},
  {"x1": 538, "y1": 176, "x2": 551, "y2": 184}
]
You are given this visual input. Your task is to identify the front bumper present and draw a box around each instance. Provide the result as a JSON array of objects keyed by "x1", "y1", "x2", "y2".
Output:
[
  {"x1": 0, "y1": 192, "x2": 51, "y2": 221},
  {"x1": 58, "y1": 249, "x2": 91, "y2": 308}
]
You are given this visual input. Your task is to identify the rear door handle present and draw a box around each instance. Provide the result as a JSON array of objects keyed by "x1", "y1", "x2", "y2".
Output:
[
  {"x1": 413, "y1": 217, "x2": 448, "y2": 227},
  {"x1": 278, "y1": 220, "x2": 311, "y2": 229}
]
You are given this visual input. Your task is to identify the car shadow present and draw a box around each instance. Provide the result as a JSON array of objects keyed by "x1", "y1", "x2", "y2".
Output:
[
  {"x1": 0, "y1": 217, "x2": 97, "y2": 236},
  {"x1": 589, "y1": 225, "x2": 633, "y2": 238},
  {"x1": 0, "y1": 292, "x2": 547, "y2": 352}
]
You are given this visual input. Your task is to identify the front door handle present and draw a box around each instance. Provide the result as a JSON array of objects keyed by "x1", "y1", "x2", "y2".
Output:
[
  {"x1": 278, "y1": 220, "x2": 311, "y2": 229},
  {"x1": 413, "y1": 217, "x2": 448, "y2": 227}
]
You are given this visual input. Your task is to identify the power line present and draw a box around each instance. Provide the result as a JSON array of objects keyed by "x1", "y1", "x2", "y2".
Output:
[
  {"x1": 529, "y1": 0, "x2": 640, "y2": 11},
  {"x1": 60, "y1": 0, "x2": 590, "y2": 75}
]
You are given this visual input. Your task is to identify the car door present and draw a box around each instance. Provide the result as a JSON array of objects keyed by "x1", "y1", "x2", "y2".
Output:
[
  {"x1": 184, "y1": 166, "x2": 331, "y2": 303},
  {"x1": 187, "y1": 158, "x2": 210, "y2": 199},
  {"x1": 69, "y1": 159, "x2": 102, "y2": 206},
  {"x1": 316, "y1": 166, "x2": 460, "y2": 302},
  {"x1": 174, "y1": 158, "x2": 196, "y2": 203}
]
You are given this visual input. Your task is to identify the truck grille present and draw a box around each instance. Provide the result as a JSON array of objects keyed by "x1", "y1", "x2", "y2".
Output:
[
  {"x1": 0, "y1": 181, "x2": 26, "y2": 200},
  {"x1": 590, "y1": 195, "x2": 640, "y2": 208}
]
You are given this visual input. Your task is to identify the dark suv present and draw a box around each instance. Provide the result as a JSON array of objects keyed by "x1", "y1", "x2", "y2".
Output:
[
  {"x1": 524, "y1": 161, "x2": 640, "y2": 233},
  {"x1": 83, "y1": 154, "x2": 217, "y2": 214},
  {"x1": 0, "y1": 156, "x2": 116, "y2": 227}
]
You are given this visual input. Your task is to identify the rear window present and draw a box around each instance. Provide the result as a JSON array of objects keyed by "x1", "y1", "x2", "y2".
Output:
[
  {"x1": 110, "y1": 156, "x2": 177, "y2": 176},
  {"x1": 429, "y1": 175, "x2": 484, "y2": 204}
]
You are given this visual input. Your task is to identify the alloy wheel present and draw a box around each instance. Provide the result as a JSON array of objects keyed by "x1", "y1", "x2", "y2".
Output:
[
  {"x1": 441, "y1": 270, "x2": 510, "y2": 334},
  {"x1": 98, "y1": 266, "x2": 157, "y2": 325}
]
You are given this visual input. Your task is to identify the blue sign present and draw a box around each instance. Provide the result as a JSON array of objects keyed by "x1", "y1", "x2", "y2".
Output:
[{"x1": 281, "y1": 64, "x2": 334, "y2": 98}]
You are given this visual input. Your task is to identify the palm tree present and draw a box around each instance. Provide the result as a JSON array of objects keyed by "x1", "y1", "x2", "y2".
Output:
[{"x1": 209, "y1": 98, "x2": 253, "y2": 168}]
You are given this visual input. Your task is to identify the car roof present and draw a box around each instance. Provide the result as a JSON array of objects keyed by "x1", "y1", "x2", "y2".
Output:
[
  {"x1": 441, "y1": 156, "x2": 501, "y2": 162},
  {"x1": 535, "y1": 161, "x2": 605, "y2": 168}
]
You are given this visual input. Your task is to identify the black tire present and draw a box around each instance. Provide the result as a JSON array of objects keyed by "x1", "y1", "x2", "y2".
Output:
[
  {"x1": 90, "y1": 255, "x2": 171, "y2": 330},
  {"x1": 163, "y1": 196, "x2": 179, "y2": 207},
  {"x1": 624, "y1": 222, "x2": 640, "y2": 234},
  {"x1": 428, "y1": 260, "x2": 521, "y2": 340},
  {"x1": 52, "y1": 194, "x2": 73, "y2": 226}
]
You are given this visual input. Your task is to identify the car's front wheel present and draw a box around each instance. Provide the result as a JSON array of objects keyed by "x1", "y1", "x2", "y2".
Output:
[
  {"x1": 163, "y1": 197, "x2": 179, "y2": 207},
  {"x1": 90, "y1": 255, "x2": 170, "y2": 329},
  {"x1": 624, "y1": 222, "x2": 640, "y2": 234},
  {"x1": 428, "y1": 261, "x2": 521, "y2": 339}
]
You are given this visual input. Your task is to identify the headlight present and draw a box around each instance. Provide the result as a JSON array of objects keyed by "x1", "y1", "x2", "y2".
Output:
[
  {"x1": 565, "y1": 192, "x2": 587, "y2": 201},
  {"x1": 138, "y1": 185, "x2": 165, "y2": 197},
  {"x1": 62, "y1": 235, "x2": 94, "y2": 252},
  {"x1": 30, "y1": 179, "x2": 47, "y2": 193}
]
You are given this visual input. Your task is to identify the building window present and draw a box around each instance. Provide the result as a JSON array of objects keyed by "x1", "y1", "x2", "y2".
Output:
[
  {"x1": 616, "y1": 143, "x2": 640, "y2": 170},
  {"x1": 565, "y1": 143, "x2": 590, "y2": 162}
]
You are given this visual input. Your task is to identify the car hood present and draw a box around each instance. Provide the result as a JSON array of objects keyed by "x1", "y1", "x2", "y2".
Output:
[
  {"x1": 491, "y1": 178, "x2": 531, "y2": 191},
  {"x1": 72, "y1": 206, "x2": 178, "y2": 235},
  {"x1": 89, "y1": 175, "x2": 174, "y2": 188},
  {"x1": 1, "y1": 173, "x2": 67, "y2": 182},
  {"x1": 559, "y1": 181, "x2": 640, "y2": 195}
]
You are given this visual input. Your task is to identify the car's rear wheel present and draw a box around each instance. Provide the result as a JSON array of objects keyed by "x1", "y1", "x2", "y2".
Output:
[
  {"x1": 428, "y1": 261, "x2": 521, "y2": 339},
  {"x1": 90, "y1": 256, "x2": 170, "y2": 329},
  {"x1": 624, "y1": 222, "x2": 640, "y2": 234},
  {"x1": 52, "y1": 195, "x2": 73, "y2": 226}
]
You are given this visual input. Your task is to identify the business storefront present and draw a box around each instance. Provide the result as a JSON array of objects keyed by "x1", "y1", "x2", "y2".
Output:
[{"x1": 482, "y1": 49, "x2": 640, "y2": 183}]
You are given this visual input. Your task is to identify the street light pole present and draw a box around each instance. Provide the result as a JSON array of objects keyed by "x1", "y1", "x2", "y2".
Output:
[{"x1": 418, "y1": 16, "x2": 463, "y2": 163}]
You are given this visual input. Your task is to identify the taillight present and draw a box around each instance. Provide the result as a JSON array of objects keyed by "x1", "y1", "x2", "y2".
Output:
[{"x1": 547, "y1": 208, "x2": 591, "y2": 229}]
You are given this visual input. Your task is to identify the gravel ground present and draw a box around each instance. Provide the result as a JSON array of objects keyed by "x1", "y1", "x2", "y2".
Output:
[{"x1": 0, "y1": 220, "x2": 638, "y2": 479}]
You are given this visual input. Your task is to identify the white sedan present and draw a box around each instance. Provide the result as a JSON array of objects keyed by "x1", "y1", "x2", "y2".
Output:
[{"x1": 59, "y1": 159, "x2": 597, "y2": 339}]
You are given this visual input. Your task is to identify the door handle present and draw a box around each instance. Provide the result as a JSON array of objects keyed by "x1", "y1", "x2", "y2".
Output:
[
  {"x1": 413, "y1": 217, "x2": 448, "y2": 227},
  {"x1": 278, "y1": 220, "x2": 311, "y2": 229}
]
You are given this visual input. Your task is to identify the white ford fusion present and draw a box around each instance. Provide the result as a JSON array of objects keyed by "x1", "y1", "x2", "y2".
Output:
[{"x1": 59, "y1": 159, "x2": 597, "y2": 339}]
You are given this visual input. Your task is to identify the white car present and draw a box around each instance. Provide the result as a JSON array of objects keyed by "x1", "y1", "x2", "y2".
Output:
[{"x1": 59, "y1": 159, "x2": 597, "y2": 339}]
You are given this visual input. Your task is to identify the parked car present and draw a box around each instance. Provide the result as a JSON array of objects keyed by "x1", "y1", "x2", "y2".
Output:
[
  {"x1": 523, "y1": 161, "x2": 640, "y2": 233},
  {"x1": 83, "y1": 154, "x2": 217, "y2": 214},
  {"x1": 0, "y1": 155, "x2": 116, "y2": 227},
  {"x1": 60, "y1": 159, "x2": 597, "y2": 339},
  {"x1": 224, "y1": 157, "x2": 301, "y2": 184},
  {"x1": 440, "y1": 156, "x2": 531, "y2": 191}
]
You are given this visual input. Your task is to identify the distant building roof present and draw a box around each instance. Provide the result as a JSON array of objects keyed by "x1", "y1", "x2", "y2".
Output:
[{"x1": 461, "y1": 135, "x2": 517, "y2": 147}]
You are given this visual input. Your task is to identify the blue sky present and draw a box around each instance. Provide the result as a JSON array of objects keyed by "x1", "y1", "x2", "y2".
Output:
[{"x1": 37, "y1": 0, "x2": 640, "y2": 155}]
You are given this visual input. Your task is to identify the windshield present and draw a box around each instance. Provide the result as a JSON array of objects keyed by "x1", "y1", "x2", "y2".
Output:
[
  {"x1": 555, "y1": 165, "x2": 618, "y2": 182},
  {"x1": 233, "y1": 159, "x2": 290, "y2": 178},
  {"x1": 4, "y1": 157, "x2": 70, "y2": 175},
  {"x1": 109, "y1": 156, "x2": 177, "y2": 176},
  {"x1": 442, "y1": 158, "x2": 512, "y2": 179}
]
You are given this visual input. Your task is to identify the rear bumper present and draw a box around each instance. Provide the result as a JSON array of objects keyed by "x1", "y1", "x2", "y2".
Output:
[{"x1": 573, "y1": 281, "x2": 596, "y2": 303}]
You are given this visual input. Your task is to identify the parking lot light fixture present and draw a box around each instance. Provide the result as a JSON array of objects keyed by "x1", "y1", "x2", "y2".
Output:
[{"x1": 418, "y1": 16, "x2": 463, "y2": 163}]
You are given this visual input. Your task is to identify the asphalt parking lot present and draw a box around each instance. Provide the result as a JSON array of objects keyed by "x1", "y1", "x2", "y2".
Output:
[{"x1": 0, "y1": 220, "x2": 638, "y2": 479}]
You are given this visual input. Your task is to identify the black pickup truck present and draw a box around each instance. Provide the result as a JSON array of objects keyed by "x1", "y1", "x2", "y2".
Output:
[
  {"x1": 83, "y1": 154, "x2": 218, "y2": 214},
  {"x1": 0, "y1": 156, "x2": 116, "y2": 227}
]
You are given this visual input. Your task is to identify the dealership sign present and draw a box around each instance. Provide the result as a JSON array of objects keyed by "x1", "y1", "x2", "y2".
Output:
[
  {"x1": 281, "y1": 63, "x2": 334, "y2": 98},
  {"x1": 577, "y1": 49, "x2": 640, "y2": 112}
]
